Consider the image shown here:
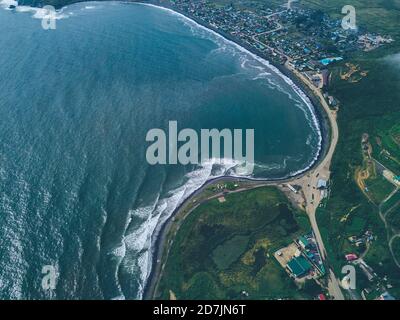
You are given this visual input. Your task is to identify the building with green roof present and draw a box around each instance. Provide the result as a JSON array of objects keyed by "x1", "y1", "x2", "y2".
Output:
[{"x1": 287, "y1": 256, "x2": 312, "y2": 278}]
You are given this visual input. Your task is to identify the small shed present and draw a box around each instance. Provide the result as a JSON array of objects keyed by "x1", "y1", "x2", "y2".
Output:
[
  {"x1": 299, "y1": 236, "x2": 310, "y2": 249},
  {"x1": 317, "y1": 179, "x2": 328, "y2": 189}
]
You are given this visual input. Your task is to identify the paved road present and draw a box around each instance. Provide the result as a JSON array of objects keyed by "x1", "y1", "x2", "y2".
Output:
[{"x1": 287, "y1": 62, "x2": 344, "y2": 300}]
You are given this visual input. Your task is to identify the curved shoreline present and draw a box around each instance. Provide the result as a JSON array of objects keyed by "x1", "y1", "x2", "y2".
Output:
[
  {"x1": 136, "y1": 0, "x2": 329, "y2": 176},
  {"x1": 137, "y1": 1, "x2": 334, "y2": 300},
  {"x1": 4, "y1": 0, "x2": 335, "y2": 299},
  {"x1": 143, "y1": 174, "x2": 320, "y2": 300}
]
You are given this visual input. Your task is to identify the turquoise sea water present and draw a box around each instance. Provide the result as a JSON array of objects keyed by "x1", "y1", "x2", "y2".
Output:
[{"x1": 0, "y1": 2, "x2": 321, "y2": 299}]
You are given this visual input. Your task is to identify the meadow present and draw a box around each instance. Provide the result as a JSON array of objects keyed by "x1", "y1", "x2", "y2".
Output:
[{"x1": 156, "y1": 187, "x2": 318, "y2": 300}]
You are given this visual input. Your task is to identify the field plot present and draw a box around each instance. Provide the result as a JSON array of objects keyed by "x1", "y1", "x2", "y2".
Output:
[
  {"x1": 382, "y1": 190, "x2": 400, "y2": 213},
  {"x1": 365, "y1": 176, "x2": 396, "y2": 205},
  {"x1": 373, "y1": 124, "x2": 400, "y2": 176}
]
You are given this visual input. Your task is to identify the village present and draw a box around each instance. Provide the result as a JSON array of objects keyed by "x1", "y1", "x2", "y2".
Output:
[{"x1": 162, "y1": 0, "x2": 393, "y2": 76}]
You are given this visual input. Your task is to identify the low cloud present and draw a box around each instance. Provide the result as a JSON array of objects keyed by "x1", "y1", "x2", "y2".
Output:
[{"x1": 384, "y1": 52, "x2": 400, "y2": 70}]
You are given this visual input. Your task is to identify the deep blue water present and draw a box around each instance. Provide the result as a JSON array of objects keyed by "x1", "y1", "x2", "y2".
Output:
[{"x1": 0, "y1": 2, "x2": 321, "y2": 299}]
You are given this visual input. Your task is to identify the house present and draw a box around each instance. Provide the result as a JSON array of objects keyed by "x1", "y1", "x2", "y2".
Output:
[
  {"x1": 377, "y1": 292, "x2": 395, "y2": 300},
  {"x1": 317, "y1": 179, "x2": 328, "y2": 189},
  {"x1": 306, "y1": 60, "x2": 321, "y2": 71},
  {"x1": 298, "y1": 236, "x2": 310, "y2": 249},
  {"x1": 218, "y1": 196, "x2": 226, "y2": 203},
  {"x1": 318, "y1": 294, "x2": 327, "y2": 300},
  {"x1": 345, "y1": 253, "x2": 358, "y2": 262},
  {"x1": 321, "y1": 69, "x2": 330, "y2": 87},
  {"x1": 328, "y1": 96, "x2": 338, "y2": 107}
]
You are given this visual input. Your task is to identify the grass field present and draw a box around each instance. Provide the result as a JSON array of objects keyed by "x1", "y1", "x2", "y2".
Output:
[
  {"x1": 365, "y1": 176, "x2": 396, "y2": 205},
  {"x1": 157, "y1": 187, "x2": 319, "y2": 300},
  {"x1": 372, "y1": 123, "x2": 400, "y2": 175},
  {"x1": 382, "y1": 190, "x2": 400, "y2": 213},
  {"x1": 300, "y1": 0, "x2": 400, "y2": 36}
]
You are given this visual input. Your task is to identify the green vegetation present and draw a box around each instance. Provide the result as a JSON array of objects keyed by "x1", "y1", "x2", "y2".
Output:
[
  {"x1": 212, "y1": 235, "x2": 250, "y2": 270},
  {"x1": 391, "y1": 237, "x2": 400, "y2": 265},
  {"x1": 387, "y1": 209, "x2": 400, "y2": 232},
  {"x1": 301, "y1": 0, "x2": 400, "y2": 36},
  {"x1": 157, "y1": 187, "x2": 315, "y2": 300},
  {"x1": 382, "y1": 190, "x2": 400, "y2": 214},
  {"x1": 365, "y1": 176, "x2": 395, "y2": 205},
  {"x1": 317, "y1": 205, "x2": 370, "y2": 258},
  {"x1": 313, "y1": 0, "x2": 400, "y2": 298},
  {"x1": 372, "y1": 123, "x2": 400, "y2": 174}
]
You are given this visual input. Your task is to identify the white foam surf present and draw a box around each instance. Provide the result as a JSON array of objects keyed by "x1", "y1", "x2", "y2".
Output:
[
  {"x1": 140, "y1": 3, "x2": 323, "y2": 174},
  {"x1": 1, "y1": 0, "x2": 69, "y2": 20},
  {"x1": 120, "y1": 158, "x2": 245, "y2": 299},
  {"x1": 0, "y1": 0, "x2": 17, "y2": 9},
  {"x1": 123, "y1": 2, "x2": 325, "y2": 299}
]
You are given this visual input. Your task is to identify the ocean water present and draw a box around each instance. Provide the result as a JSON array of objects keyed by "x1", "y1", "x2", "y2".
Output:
[{"x1": 0, "y1": 2, "x2": 321, "y2": 299}]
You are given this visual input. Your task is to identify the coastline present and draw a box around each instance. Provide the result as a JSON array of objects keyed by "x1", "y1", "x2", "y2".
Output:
[
  {"x1": 135, "y1": 1, "x2": 335, "y2": 300},
  {"x1": 4, "y1": 0, "x2": 336, "y2": 299},
  {"x1": 137, "y1": 0, "x2": 330, "y2": 173},
  {"x1": 143, "y1": 176, "x2": 315, "y2": 300}
]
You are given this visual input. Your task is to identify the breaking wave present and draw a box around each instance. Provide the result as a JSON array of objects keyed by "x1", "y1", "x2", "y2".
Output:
[
  {"x1": 0, "y1": 1, "x2": 325, "y2": 300},
  {"x1": 141, "y1": 2, "x2": 323, "y2": 176},
  {"x1": 111, "y1": 159, "x2": 246, "y2": 299},
  {"x1": 0, "y1": 0, "x2": 69, "y2": 19},
  {"x1": 111, "y1": 2, "x2": 325, "y2": 299}
]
